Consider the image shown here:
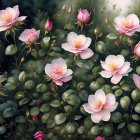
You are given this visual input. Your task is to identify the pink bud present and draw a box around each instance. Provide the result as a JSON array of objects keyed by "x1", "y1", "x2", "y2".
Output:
[
  {"x1": 115, "y1": 40, "x2": 119, "y2": 46},
  {"x1": 93, "y1": 8, "x2": 95, "y2": 14},
  {"x1": 38, "y1": 99, "x2": 42, "y2": 103},
  {"x1": 95, "y1": 136, "x2": 105, "y2": 140},
  {"x1": 134, "y1": 41, "x2": 140, "y2": 57},
  {"x1": 32, "y1": 115, "x2": 37, "y2": 121},
  {"x1": 77, "y1": 9, "x2": 90, "y2": 23},
  {"x1": 45, "y1": 18, "x2": 52, "y2": 31},
  {"x1": 34, "y1": 131, "x2": 45, "y2": 140}
]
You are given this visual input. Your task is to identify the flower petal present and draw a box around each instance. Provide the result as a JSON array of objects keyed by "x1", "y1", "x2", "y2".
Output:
[
  {"x1": 110, "y1": 102, "x2": 118, "y2": 112},
  {"x1": 53, "y1": 79, "x2": 63, "y2": 86},
  {"x1": 91, "y1": 112, "x2": 102, "y2": 123},
  {"x1": 67, "y1": 32, "x2": 78, "y2": 44},
  {"x1": 79, "y1": 48, "x2": 94, "y2": 59},
  {"x1": 0, "y1": 25, "x2": 12, "y2": 31},
  {"x1": 61, "y1": 76, "x2": 72, "y2": 82},
  {"x1": 82, "y1": 37, "x2": 92, "y2": 49},
  {"x1": 63, "y1": 69, "x2": 73, "y2": 77},
  {"x1": 17, "y1": 16, "x2": 27, "y2": 22},
  {"x1": 101, "y1": 109, "x2": 111, "y2": 121},
  {"x1": 83, "y1": 103, "x2": 94, "y2": 114},
  {"x1": 119, "y1": 62, "x2": 130, "y2": 74},
  {"x1": 133, "y1": 74, "x2": 140, "y2": 89},
  {"x1": 100, "y1": 70, "x2": 113, "y2": 78},
  {"x1": 111, "y1": 73, "x2": 122, "y2": 84},
  {"x1": 94, "y1": 89, "x2": 106, "y2": 104}
]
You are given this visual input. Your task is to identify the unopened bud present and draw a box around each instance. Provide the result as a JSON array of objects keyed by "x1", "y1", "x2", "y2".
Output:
[
  {"x1": 105, "y1": 18, "x2": 109, "y2": 24},
  {"x1": 94, "y1": 28, "x2": 98, "y2": 35},
  {"x1": 62, "y1": 5, "x2": 66, "y2": 11},
  {"x1": 99, "y1": 33, "x2": 103, "y2": 37},
  {"x1": 21, "y1": 57, "x2": 25, "y2": 63},
  {"x1": 68, "y1": 5, "x2": 72, "y2": 14},
  {"x1": 53, "y1": 40, "x2": 56, "y2": 44}
]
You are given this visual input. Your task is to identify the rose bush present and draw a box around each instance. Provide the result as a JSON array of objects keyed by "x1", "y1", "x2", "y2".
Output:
[{"x1": 0, "y1": 2, "x2": 140, "y2": 140}]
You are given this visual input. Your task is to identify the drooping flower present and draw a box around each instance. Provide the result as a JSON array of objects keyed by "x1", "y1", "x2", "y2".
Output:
[
  {"x1": 95, "y1": 136, "x2": 105, "y2": 140},
  {"x1": 133, "y1": 74, "x2": 140, "y2": 89},
  {"x1": 100, "y1": 55, "x2": 132, "y2": 84},
  {"x1": 34, "y1": 131, "x2": 45, "y2": 140},
  {"x1": 45, "y1": 58, "x2": 73, "y2": 86},
  {"x1": 61, "y1": 32, "x2": 94, "y2": 59},
  {"x1": 0, "y1": 5, "x2": 27, "y2": 32},
  {"x1": 44, "y1": 18, "x2": 52, "y2": 32},
  {"x1": 114, "y1": 14, "x2": 140, "y2": 36},
  {"x1": 83, "y1": 89, "x2": 118, "y2": 123},
  {"x1": 134, "y1": 41, "x2": 140, "y2": 57},
  {"x1": 19, "y1": 28, "x2": 40, "y2": 44}
]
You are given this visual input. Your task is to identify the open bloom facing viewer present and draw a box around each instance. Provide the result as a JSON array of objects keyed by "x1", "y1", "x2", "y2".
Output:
[
  {"x1": 83, "y1": 89, "x2": 118, "y2": 123},
  {"x1": 0, "y1": 5, "x2": 27, "y2": 32},
  {"x1": 61, "y1": 32, "x2": 94, "y2": 59},
  {"x1": 114, "y1": 14, "x2": 140, "y2": 36},
  {"x1": 45, "y1": 58, "x2": 73, "y2": 86},
  {"x1": 100, "y1": 55, "x2": 132, "y2": 84}
]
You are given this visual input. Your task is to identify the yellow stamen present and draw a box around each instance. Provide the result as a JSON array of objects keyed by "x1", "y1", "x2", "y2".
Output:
[
  {"x1": 74, "y1": 41, "x2": 81, "y2": 49},
  {"x1": 110, "y1": 63, "x2": 117, "y2": 71},
  {"x1": 124, "y1": 21, "x2": 130, "y2": 28}
]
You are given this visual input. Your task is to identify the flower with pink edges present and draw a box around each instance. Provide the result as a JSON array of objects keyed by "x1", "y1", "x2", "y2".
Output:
[
  {"x1": 61, "y1": 32, "x2": 94, "y2": 59},
  {"x1": 45, "y1": 57, "x2": 73, "y2": 86},
  {"x1": 114, "y1": 14, "x2": 140, "y2": 36},
  {"x1": 133, "y1": 74, "x2": 140, "y2": 89},
  {"x1": 100, "y1": 55, "x2": 132, "y2": 84},
  {"x1": 34, "y1": 131, "x2": 45, "y2": 140},
  {"x1": 0, "y1": 5, "x2": 27, "y2": 32},
  {"x1": 44, "y1": 18, "x2": 52, "y2": 31},
  {"x1": 95, "y1": 136, "x2": 105, "y2": 140},
  {"x1": 83, "y1": 89, "x2": 118, "y2": 123},
  {"x1": 19, "y1": 28, "x2": 40, "y2": 44},
  {"x1": 77, "y1": 9, "x2": 90, "y2": 23},
  {"x1": 134, "y1": 41, "x2": 140, "y2": 57}
]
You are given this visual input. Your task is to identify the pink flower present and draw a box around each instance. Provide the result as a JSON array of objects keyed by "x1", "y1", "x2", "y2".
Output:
[
  {"x1": 133, "y1": 74, "x2": 140, "y2": 89},
  {"x1": 134, "y1": 42, "x2": 140, "y2": 57},
  {"x1": 83, "y1": 89, "x2": 118, "y2": 123},
  {"x1": 77, "y1": 9, "x2": 90, "y2": 23},
  {"x1": 32, "y1": 115, "x2": 37, "y2": 121},
  {"x1": 44, "y1": 18, "x2": 52, "y2": 31},
  {"x1": 114, "y1": 14, "x2": 140, "y2": 36},
  {"x1": 19, "y1": 28, "x2": 40, "y2": 44},
  {"x1": 0, "y1": 5, "x2": 27, "y2": 32},
  {"x1": 95, "y1": 136, "x2": 105, "y2": 140},
  {"x1": 34, "y1": 131, "x2": 45, "y2": 140},
  {"x1": 45, "y1": 58, "x2": 73, "y2": 86},
  {"x1": 100, "y1": 55, "x2": 132, "y2": 84},
  {"x1": 38, "y1": 99, "x2": 42, "y2": 103},
  {"x1": 61, "y1": 32, "x2": 94, "y2": 59}
]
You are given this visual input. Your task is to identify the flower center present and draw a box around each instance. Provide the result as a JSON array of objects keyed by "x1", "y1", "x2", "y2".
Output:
[
  {"x1": 2, "y1": 12, "x2": 11, "y2": 23},
  {"x1": 26, "y1": 32, "x2": 34, "y2": 40},
  {"x1": 74, "y1": 41, "x2": 81, "y2": 49},
  {"x1": 55, "y1": 68, "x2": 62, "y2": 74},
  {"x1": 95, "y1": 101, "x2": 102, "y2": 109},
  {"x1": 110, "y1": 63, "x2": 117, "y2": 71},
  {"x1": 124, "y1": 21, "x2": 130, "y2": 28}
]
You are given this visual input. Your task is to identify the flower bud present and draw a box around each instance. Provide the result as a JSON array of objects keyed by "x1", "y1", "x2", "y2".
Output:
[
  {"x1": 44, "y1": 18, "x2": 52, "y2": 32},
  {"x1": 134, "y1": 41, "x2": 140, "y2": 57},
  {"x1": 68, "y1": 5, "x2": 72, "y2": 14},
  {"x1": 62, "y1": 5, "x2": 66, "y2": 11}
]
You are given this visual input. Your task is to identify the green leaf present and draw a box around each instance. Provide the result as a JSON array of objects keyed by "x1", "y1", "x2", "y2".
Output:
[
  {"x1": 65, "y1": 122, "x2": 76, "y2": 134},
  {"x1": 78, "y1": 90, "x2": 88, "y2": 101},
  {"x1": 134, "y1": 103, "x2": 140, "y2": 114},
  {"x1": 0, "y1": 125, "x2": 6, "y2": 135},
  {"x1": 31, "y1": 49, "x2": 38, "y2": 58},
  {"x1": 0, "y1": 75, "x2": 6, "y2": 82},
  {"x1": 15, "y1": 116, "x2": 26, "y2": 123},
  {"x1": 50, "y1": 100, "x2": 61, "y2": 107},
  {"x1": 106, "y1": 33, "x2": 117, "y2": 39},
  {"x1": 131, "y1": 90, "x2": 140, "y2": 101},
  {"x1": 5, "y1": 44, "x2": 17, "y2": 55},
  {"x1": 41, "y1": 113, "x2": 50, "y2": 124},
  {"x1": 14, "y1": 91, "x2": 24, "y2": 100},
  {"x1": 127, "y1": 123, "x2": 140, "y2": 134},
  {"x1": 121, "y1": 84, "x2": 131, "y2": 91},
  {"x1": 55, "y1": 113, "x2": 66, "y2": 125},
  {"x1": 41, "y1": 37, "x2": 50, "y2": 50},
  {"x1": 19, "y1": 98, "x2": 30, "y2": 106},
  {"x1": 111, "y1": 112, "x2": 122, "y2": 123},
  {"x1": 91, "y1": 126, "x2": 101, "y2": 135},
  {"x1": 3, "y1": 107, "x2": 17, "y2": 118},
  {"x1": 4, "y1": 83, "x2": 16, "y2": 90},
  {"x1": 117, "y1": 122, "x2": 126, "y2": 129},
  {"x1": 46, "y1": 118, "x2": 55, "y2": 128},
  {"x1": 114, "y1": 89, "x2": 123, "y2": 97},
  {"x1": 30, "y1": 107, "x2": 40, "y2": 116},
  {"x1": 25, "y1": 80, "x2": 35, "y2": 90},
  {"x1": 77, "y1": 126, "x2": 85, "y2": 135},
  {"x1": 19, "y1": 71, "x2": 26, "y2": 83},
  {"x1": 74, "y1": 115, "x2": 82, "y2": 121},
  {"x1": 64, "y1": 24, "x2": 75, "y2": 30},
  {"x1": 36, "y1": 83, "x2": 47, "y2": 93},
  {"x1": 120, "y1": 96, "x2": 130, "y2": 110},
  {"x1": 95, "y1": 41, "x2": 106, "y2": 54},
  {"x1": 67, "y1": 95, "x2": 80, "y2": 106},
  {"x1": 40, "y1": 104, "x2": 50, "y2": 112}
]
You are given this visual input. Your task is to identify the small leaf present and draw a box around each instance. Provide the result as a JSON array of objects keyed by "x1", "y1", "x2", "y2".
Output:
[
  {"x1": 55, "y1": 113, "x2": 66, "y2": 125},
  {"x1": 30, "y1": 107, "x2": 40, "y2": 116},
  {"x1": 0, "y1": 75, "x2": 7, "y2": 82},
  {"x1": 0, "y1": 91, "x2": 7, "y2": 96},
  {"x1": 50, "y1": 100, "x2": 61, "y2": 107},
  {"x1": 5, "y1": 44, "x2": 17, "y2": 55},
  {"x1": 64, "y1": 24, "x2": 75, "y2": 30},
  {"x1": 106, "y1": 33, "x2": 117, "y2": 39},
  {"x1": 31, "y1": 49, "x2": 37, "y2": 58}
]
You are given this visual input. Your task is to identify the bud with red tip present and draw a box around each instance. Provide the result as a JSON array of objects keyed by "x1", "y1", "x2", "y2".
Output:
[
  {"x1": 38, "y1": 99, "x2": 42, "y2": 103},
  {"x1": 32, "y1": 115, "x2": 37, "y2": 121},
  {"x1": 44, "y1": 18, "x2": 52, "y2": 33}
]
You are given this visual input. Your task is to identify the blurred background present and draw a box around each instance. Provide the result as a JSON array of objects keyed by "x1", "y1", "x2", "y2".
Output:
[{"x1": 0, "y1": 0, "x2": 140, "y2": 73}]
